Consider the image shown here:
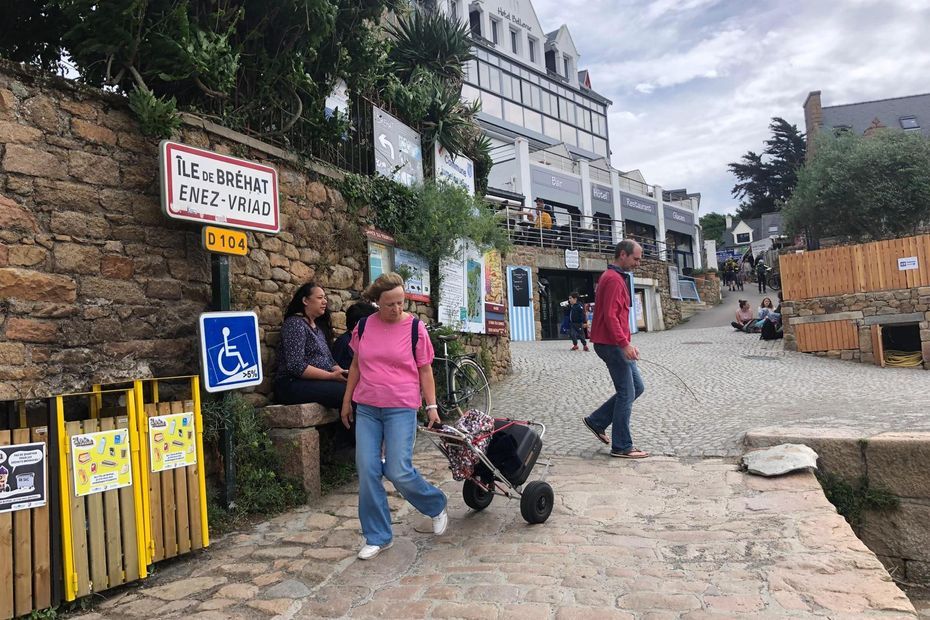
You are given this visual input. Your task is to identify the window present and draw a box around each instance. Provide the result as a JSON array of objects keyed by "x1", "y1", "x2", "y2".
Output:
[
  {"x1": 481, "y1": 92, "x2": 502, "y2": 118},
  {"x1": 900, "y1": 116, "x2": 920, "y2": 130},
  {"x1": 488, "y1": 66, "x2": 501, "y2": 92},
  {"x1": 490, "y1": 18, "x2": 500, "y2": 44},
  {"x1": 510, "y1": 29, "x2": 519, "y2": 54},
  {"x1": 563, "y1": 55, "x2": 572, "y2": 79},
  {"x1": 528, "y1": 38, "x2": 537, "y2": 63},
  {"x1": 504, "y1": 101, "x2": 523, "y2": 125},
  {"x1": 524, "y1": 110, "x2": 542, "y2": 134},
  {"x1": 469, "y1": 9, "x2": 481, "y2": 36},
  {"x1": 736, "y1": 232, "x2": 751, "y2": 244}
]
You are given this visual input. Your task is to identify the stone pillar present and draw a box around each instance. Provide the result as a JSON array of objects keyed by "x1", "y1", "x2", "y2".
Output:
[{"x1": 704, "y1": 239, "x2": 718, "y2": 270}]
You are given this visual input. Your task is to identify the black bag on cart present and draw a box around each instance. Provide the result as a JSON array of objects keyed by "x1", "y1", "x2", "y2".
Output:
[{"x1": 477, "y1": 419, "x2": 542, "y2": 486}]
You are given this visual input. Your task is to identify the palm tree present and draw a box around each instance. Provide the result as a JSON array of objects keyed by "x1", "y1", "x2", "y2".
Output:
[{"x1": 387, "y1": 8, "x2": 474, "y2": 85}]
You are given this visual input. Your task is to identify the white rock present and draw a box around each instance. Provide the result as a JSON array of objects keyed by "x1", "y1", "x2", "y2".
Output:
[{"x1": 741, "y1": 443, "x2": 819, "y2": 477}]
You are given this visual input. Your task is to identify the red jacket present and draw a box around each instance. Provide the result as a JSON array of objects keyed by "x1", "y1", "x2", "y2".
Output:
[{"x1": 590, "y1": 266, "x2": 631, "y2": 348}]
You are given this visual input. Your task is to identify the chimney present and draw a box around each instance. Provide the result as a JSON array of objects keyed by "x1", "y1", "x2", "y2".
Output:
[
  {"x1": 725, "y1": 214, "x2": 733, "y2": 229},
  {"x1": 803, "y1": 91, "x2": 822, "y2": 158}
]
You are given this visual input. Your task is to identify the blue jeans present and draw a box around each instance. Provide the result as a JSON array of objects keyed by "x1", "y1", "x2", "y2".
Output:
[
  {"x1": 585, "y1": 344, "x2": 645, "y2": 453},
  {"x1": 356, "y1": 405, "x2": 446, "y2": 546}
]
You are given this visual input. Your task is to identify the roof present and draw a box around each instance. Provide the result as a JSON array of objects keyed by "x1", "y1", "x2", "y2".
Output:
[
  {"x1": 820, "y1": 93, "x2": 930, "y2": 138},
  {"x1": 722, "y1": 212, "x2": 784, "y2": 248}
]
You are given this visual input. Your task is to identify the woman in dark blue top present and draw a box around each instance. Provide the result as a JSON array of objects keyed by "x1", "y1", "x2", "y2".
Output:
[{"x1": 274, "y1": 282, "x2": 347, "y2": 408}]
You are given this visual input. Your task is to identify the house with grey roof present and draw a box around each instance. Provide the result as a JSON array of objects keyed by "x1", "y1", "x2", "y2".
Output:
[
  {"x1": 721, "y1": 212, "x2": 786, "y2": 253},
  {"x1": 803, "y1": 90, "x2": 930, "y2": 154}
]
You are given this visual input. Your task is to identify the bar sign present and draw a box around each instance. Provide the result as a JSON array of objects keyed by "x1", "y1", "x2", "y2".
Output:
[{"x1": 203, "y1": 226, "x2": 248, "y2": 256}]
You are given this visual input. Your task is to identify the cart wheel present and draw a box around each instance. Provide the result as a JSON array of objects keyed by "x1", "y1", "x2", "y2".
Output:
[
  {"x1": 463, "y1": 479, "x2": 494, "y2": 511},
  {"x1": 520, "y1": 481, "x2": 553, "y2": 524}
]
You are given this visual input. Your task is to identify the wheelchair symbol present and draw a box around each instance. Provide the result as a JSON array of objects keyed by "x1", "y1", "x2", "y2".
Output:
[{"x1": 216, "y1": 326, "x2": 248, "y2": 376}]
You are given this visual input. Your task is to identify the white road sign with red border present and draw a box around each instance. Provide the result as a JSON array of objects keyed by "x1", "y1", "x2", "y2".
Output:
[{"x1": 159, "y1": 140, "x2": 280, "y2": 233}]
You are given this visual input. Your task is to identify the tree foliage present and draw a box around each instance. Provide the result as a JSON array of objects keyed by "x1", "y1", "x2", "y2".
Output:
[
  {"x1": 699, "y1": 212, "x2": 727, "y2": 244},
  {"x1": 0, "y1": 1, "x2": 69, "y2": 71},
  {"x1": 729, "y1": 118, "x2": 806, "y2": 219},
  {"x1": 783, "y1": 129, "x2": 930, "y2": 244}
]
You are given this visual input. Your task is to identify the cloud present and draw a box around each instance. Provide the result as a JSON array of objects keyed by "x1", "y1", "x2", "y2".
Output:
[{"x1": 529, "y1": 0, "x2": 930, "y2": 214}]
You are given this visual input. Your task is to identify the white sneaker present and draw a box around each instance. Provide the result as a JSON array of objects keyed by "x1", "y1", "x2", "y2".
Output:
[
  {"x1": 357, "y1": 541, "x2": 392, "y2": 560},
  {"x1": 432, "y1": 510, "x2": 448, "y2": 535}
]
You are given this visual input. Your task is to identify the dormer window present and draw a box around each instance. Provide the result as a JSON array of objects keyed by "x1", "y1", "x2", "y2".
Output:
[
  {"x1": 510, "y1": 28, "x2": 519, "y2": 54},
  {"x1": 528, "y1": 37, "x2": 537, "y2": 63},
  {"x1": 900, "y1": 116, "x2": 920, "y2": 131},
  {"x1": 468, "y1": 7, "x2": 481, "y2": 36},
  {"x1": 736, "y1": 232, "x2": 751, "y2": 244},
  {"x1": 490, "y1": 18, "x2": 500, "y2": 45},
  {"x1": 563, "y1": 55, "x2": 571, "y2": 78}
]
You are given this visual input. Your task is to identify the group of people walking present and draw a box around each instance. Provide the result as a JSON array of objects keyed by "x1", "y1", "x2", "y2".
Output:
[
  {"x1": 722, "y1": 255, "x2": 773, "y2": 294},
  {"x1": 272, "y1": 239, "x2": 652, "y2": 560}
]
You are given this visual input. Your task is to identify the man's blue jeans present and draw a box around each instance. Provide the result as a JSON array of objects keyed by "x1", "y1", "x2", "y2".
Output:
[
  {"x1": 356, "y1": 404, "x2": 447, "y2": 546},
  {"x1": 585, "y1": 344, "x2": 645, "y2": 453}
]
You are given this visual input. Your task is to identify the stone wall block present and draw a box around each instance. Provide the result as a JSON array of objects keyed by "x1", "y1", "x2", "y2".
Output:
[
  {"x1": 8, "y1": 245, "x2": 47, "y2": 267},
  {"x1": 0, "y1": 121, "x2": 43, "y2": 144},
  {"x1": 146, "y1": 279, "x2": 182, "y2": 300},
  {"x1": 3, "y1": 144, "x2": 65, "y2": 179},
  {"x1": 0, "y1": 88, "x2": 18, "y2": 119},
  {"x1": 54, "y1": 243, "x2": 102, "y2": 274},
  {"x1": 22, "y1": 95, "x2": 60, "y2": 132},
  {"x1": 0, "y1": 342, "x2": 27, "y2": 365},
  {"x1": 59, "y1": 99, "x2": 98, "y2": 120},
  {"x1": 68, "y1": 151, "x2": 119, "y2": 186},
  {"x1": 5, "y1": 317, "x2": 58, "y2": 343},
  {"x1": 268, "y1": 427, "x2": 322, "y2": 499},
  {"x1": 860, "y1": 501, "x2": 930, "y2": 561},
  {"x1": 100, "y1": 255, "x2": 134, "y2": 279},
  {"x1": 80, "y1": 277, "x2": 144, "y2": 302},
  {"x1": 71, "y1": 118, "x2": 118, "y2": 145},
  {"x1": 50, "y1": 211, "x2": 110, "y2": 239},
  {"x1": 865, "y1": 432, "x2": 930, "y2": 498},
  {"x1": 263, "y1": 403, "x2": 339, "y2": 429},
  {"x1": 0, "y1": 267, "x2": 77, "y2": 302},
  {"x1": 35, "y1": 179, "x2": 101, "y2": 213},
  {"x1": 0, "y1": 244, "x2": 7, "y2": 267}
]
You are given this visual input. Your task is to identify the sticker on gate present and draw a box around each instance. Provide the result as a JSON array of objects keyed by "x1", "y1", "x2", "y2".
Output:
[
  {"x1": 149, "y1": 412, "x2": 197, "y2": 473},
  {"x1": 70, "y1": 429, "x2": 132, "y2": 496},
  {"x1": 0, "y1": 441, "x2": 47, "y2": 513}
]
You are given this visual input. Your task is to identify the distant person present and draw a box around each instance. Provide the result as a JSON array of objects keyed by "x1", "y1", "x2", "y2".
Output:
[
  {"x1": 533, "y1": 198, "x2": 553, "y2": 230},
  {"x1": 274, "y1": 282, "x2": 347, "y2": 407},
  {"x1": 332, "y1": 301, "x2": 378, "y2": 370},
  {"x1": 582, "y1": 240, "x2": 649, "y2": 459},
  {"x1": 731, "y1": 299, "x2": 755, "y2": 332},
  {"x1": 756, "y1": 258, "x2": 768, "y2": 293},
  {"x1": 567, "y1": 292, "x2": 589, "y2": 351}
]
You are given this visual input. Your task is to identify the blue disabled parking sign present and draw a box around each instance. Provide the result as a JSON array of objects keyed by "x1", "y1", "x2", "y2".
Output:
[{"x1": 199, "y1": 311, "x2": 263, "y2": 393}]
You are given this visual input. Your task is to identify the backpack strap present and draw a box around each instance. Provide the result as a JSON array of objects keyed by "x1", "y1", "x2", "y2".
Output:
[{"x1": 357, "y1": 315, "x2": 420, "y2": 362}]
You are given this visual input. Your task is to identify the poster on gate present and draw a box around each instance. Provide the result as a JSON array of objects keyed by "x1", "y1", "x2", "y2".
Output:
[
  {"x1": 70, "y1": 428, "x2": 132, "y2": 497},
  {"x1": 0, "y1": 441, "x2": 47, "y2": 513},
  {"x1": 149, "y1": 412, "x2": 197, "y2": 473}
]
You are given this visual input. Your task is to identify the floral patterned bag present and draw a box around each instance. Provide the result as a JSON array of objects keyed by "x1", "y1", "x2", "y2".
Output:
[{"x1": 441, "y1": 409, "x2": 495, "y2": 481}]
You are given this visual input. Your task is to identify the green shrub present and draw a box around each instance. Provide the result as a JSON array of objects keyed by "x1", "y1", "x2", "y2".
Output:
[
  {"x1": 816, "y1": 471, "x2": 899, "y2": 530},
  {"x1": 202, "y1": 392, "x2": 305, "y2": 530}
]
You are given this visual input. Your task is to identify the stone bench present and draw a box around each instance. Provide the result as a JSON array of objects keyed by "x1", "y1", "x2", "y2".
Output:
[{"x1": 262, "y1": 403, "x2": 340, "y2": 499}]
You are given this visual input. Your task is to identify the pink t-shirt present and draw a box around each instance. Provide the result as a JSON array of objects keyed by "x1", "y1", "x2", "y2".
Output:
[{"x1": 349, "y1": 314, "x2": 435, "y2": 409}]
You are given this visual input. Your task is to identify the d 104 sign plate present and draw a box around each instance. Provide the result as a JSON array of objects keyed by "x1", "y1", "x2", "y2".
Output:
[{"x1": 202, "y1": 226, "x2": 248, "y2": 256}]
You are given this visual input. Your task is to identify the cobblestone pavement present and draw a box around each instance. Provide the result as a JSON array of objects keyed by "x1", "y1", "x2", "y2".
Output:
[
  {"x1": 74, "y1": 454, "x2": 915, "y2": 619},
  {"x1": 497, "y1": 326, "x2": 930, "y2": 458}
]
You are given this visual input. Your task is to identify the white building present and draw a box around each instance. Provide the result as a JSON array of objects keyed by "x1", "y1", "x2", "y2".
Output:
[{"x1": 439, "y1": 0, "x2": 702, "y2": 271}]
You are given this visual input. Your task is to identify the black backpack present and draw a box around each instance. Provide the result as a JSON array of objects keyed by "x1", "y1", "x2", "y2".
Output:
[
  {"x1": 760, "y1": 319, "x2": 783, "y2": 341},
  {"x1": 356, "y1": 315, "x2": 420, "y2": 359}
]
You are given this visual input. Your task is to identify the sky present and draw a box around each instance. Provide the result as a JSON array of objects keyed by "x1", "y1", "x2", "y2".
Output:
[{"x1": 530, "y1": 0, "x2": 930, "y2": 215}]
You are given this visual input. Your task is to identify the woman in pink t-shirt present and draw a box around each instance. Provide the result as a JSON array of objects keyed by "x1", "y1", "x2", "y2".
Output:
[{"x1": 341, "y1": 272, "x2": 448, "y2": 560}]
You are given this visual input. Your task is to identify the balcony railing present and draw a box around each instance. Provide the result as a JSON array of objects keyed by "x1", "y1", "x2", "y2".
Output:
[
  {"x1": 617, "y1": 175, "x2": 651, "y2": 197},
  {"x1": 495, "y1": 205, "x2": 668, "y2": 260},
  {"x1": 531, "y1": 149, "x2": 579, "y2": 175}
]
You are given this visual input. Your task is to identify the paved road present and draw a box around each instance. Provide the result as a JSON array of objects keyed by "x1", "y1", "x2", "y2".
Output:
[{"x1": 494, "y1": 316, "x2": 930, "y2": 458}]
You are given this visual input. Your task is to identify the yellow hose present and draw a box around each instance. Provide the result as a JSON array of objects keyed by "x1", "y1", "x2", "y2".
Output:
[{"x1": 884, "y1": 350, "x2": 924, "y2": 368}]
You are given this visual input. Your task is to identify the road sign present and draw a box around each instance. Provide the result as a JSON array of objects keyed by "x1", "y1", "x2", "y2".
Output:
[
  {"x1": 198, "y1": 311, "x2": 263, "y2": 393},
  {"x1": 160, "y1": 140, "x2": 280, "y2": 233},
  {"x1": 202, "y1": 225, "x2": 248, "y2": 256}
]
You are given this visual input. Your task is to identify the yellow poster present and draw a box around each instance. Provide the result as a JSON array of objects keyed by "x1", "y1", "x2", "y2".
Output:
[
  {"x1": 149, "y1": 412, "x2": 197, "y2": 473},
  {"x1": 70, "y1": 428, "x2": 132, "y2": 497},
  {"x1": 484, "y1": 250, "x2": 505, "y2": 307}
]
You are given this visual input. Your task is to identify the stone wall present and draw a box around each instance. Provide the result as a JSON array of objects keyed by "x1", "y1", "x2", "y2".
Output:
[
  {"x1": 694, "y1": 276, "x2": 723, "y2": 306},
  {"x1": 0, "y1": 62, "x2": 510, "y2": 403},
  {"x1": 503, "y1": 245, "x2": 680, "y2": 340},
  {"x1": 745, "y1": 428, "x2": 930, "y2": 588},
  {"x1": 782, "y1": 286, "x2": 930, "y2": 368}
]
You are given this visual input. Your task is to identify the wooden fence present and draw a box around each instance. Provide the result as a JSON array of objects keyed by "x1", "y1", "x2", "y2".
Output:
[
  {"x1": 780, "y1": 234, "x2": 930, "y2": 300},
  {"x1": 794, "y1": 320, "x2": 859, "y2": 353},
  {"x1": 0, "y1": 427, "x2": 52, "y2": 619}
]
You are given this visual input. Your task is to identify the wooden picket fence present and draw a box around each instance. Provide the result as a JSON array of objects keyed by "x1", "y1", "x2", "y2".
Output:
[
  {"x1": 62, "y1": 416, "x2": 143, "y2": 598},
  {"x1": 0, "y1": 427, "x2": 52, "y2": 619},
  {"x1": 794, "y1": 320, "x2": 859, "y2": 353},
  {"x1": 780, "y1": 234, "x2": 930, "y2": 300},
  {"x1": 143, "y1": 400, "x2": 205, "y2": 563}
]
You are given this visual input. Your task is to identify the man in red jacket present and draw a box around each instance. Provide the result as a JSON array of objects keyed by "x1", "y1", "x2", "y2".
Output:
[{"x1": 582, "y1": 239, "x2": 649, "y2": 458}]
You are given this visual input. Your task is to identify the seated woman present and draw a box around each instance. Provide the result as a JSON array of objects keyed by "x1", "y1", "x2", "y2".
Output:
[
  {"x1": 752, "y1": 297, "x2": 776, "y2": 331},
  {"x1": 730, "y1": 299, "x2": 755, "y2": 332},
  {"x1": 274, "y1": 282, "x2": 347, "y2": 408}
]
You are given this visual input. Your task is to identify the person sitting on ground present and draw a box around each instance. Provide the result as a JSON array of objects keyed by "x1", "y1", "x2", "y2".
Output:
[
  {"x1": 752, "y1": 297, "x2": 775, "y2": 332},
  {"x1": 730, "y1": 299, "x2": 755, "y2": 332},
  {"x1": 332, "y1": 301, "x2": 378, "y2": 370},
  {"x1": 274, "y1": 282, "x2": 347, "y2": 408}
]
